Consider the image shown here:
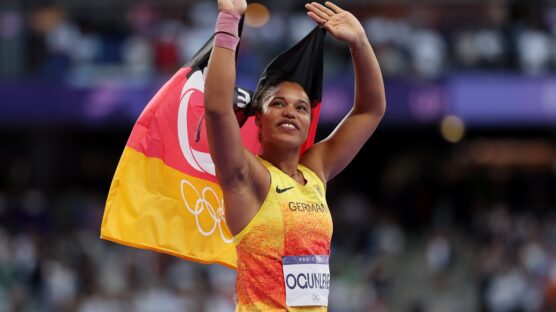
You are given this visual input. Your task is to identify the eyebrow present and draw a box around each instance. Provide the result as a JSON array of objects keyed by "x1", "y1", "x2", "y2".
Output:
[{"x1": 272, "y1": 96, "x2": 310, "y2": 106}]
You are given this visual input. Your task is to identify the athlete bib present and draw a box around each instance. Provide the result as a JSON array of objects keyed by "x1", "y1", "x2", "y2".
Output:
[{"x1": 282, "y1": 255, "x2": 330, "y2": 307}]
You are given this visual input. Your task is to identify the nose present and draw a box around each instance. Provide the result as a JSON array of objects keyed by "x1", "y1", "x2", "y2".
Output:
[{"x1": 282, "y1": 103, "x2": 296, "y2": 118}]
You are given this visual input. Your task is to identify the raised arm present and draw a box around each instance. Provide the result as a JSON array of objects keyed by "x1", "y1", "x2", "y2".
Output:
[
  {"x1": 302, "y1": 2, "x2": 386, "y2": 182},
  {"x1": 204, "y1": 0, "x2": 251, "y2": 189},
  {"x1": 204, "y1": 0, "x2": 270, "y2": 235}
]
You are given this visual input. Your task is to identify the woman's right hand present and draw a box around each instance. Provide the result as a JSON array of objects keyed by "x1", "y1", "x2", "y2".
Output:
[{"x1": 218, "y1": 0, "x2": 247, "y2": 15}]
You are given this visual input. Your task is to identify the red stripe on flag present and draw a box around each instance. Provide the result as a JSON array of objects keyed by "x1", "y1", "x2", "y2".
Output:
[
  {"x1": 126, "y1": 67, "x2": 219, "y2": 182},
  {"x1": 126, "y1": 66, "x2": 317, "y2": 184}
]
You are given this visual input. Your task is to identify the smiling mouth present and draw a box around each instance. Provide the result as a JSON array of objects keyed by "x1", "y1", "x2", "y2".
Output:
[{"x1": 278, "y1": 122, "x2": 298, "y2": 130}]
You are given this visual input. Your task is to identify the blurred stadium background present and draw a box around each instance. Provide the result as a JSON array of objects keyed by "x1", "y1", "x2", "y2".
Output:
[{"x1": 1, "y1": 0, "x2": 556, "y2": 311}]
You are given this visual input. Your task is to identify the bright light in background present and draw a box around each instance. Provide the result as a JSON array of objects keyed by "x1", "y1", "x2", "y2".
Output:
[
  {"x1": 245, "y1": 3, "x2": 270, "y2": 28},
  {"x1": 440, "y1": 115, "x2": 465, "y2": 143}
]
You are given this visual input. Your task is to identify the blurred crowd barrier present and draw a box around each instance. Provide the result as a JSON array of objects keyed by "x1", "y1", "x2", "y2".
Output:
[{"x1": 3, "y1": 74, "x2": 556, "y2": 129}]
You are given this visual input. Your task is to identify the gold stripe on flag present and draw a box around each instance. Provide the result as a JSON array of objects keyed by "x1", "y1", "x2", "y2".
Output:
[{"x1": 101, "y1": 146, "x2": 237, "y2": 269}]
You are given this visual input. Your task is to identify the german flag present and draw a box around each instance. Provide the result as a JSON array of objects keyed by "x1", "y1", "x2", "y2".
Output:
[{"x1": 101, "y1": 26, "x2": 325, "y2": 269}]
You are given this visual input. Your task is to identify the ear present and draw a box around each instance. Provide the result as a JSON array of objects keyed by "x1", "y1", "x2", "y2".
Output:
[{"x1": 255, "y1": 111, "x2": 262, "y2": 129}]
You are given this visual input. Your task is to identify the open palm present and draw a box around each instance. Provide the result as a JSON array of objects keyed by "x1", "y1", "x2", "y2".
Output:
[{"x1": 305, "y1": 2, "x2": 366, "y2": 47}]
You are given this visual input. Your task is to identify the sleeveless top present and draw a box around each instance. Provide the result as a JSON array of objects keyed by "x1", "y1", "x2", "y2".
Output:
[{"x1": 233, "y1": 157, "x2": 333, "y2": 311}]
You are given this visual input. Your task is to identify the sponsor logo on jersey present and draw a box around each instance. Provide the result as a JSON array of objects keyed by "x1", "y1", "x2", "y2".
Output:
[{"x1": 276, "y1": 186, "x2": 294, "y2": 194}]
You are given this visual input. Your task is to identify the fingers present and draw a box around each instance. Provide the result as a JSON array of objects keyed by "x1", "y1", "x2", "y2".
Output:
[
  {"x1": 305, "y1": 3, "x2": 331, "y2": 23},
  {"x1": 307, "y1": 11, "x2": 329, "y2": 27},
  {"x1": 324, "y1": 1, "x2": 344, "y2": 14},
  {"x1": 306, "y1": 11, "x2": 323, "y2": 23},
  {"x1": 310, "y1": 2, "x2": 336, "y2": 17},
  {"x1": 307, "y1": 12, "x2": 335, "y2": 33}
]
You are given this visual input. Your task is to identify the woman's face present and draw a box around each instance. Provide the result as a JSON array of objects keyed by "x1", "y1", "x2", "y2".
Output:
[{"x1": 256, "y1": 81, "x2": 311, "y2": 149}]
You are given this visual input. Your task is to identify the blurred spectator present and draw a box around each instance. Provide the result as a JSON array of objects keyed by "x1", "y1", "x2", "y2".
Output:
[
  {"x1": 28, "y1": 4, "x2": 80, "y2": 77},
  {"x1": 5, "y1": 0, "x2": 556, "y2": 81},
  {"x1": 516, "y1": 29, "x2": 552, "y2": 75},
  {"x1": 407, "y1": 27, "x2": 446, "y2": 79},
  {"x1": 425, "y1": 233, "x2": 452, "y2": 274}
]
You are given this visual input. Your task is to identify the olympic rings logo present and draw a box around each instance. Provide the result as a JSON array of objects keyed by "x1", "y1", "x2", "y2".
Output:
[{"x1": 180, "y1": 179, "x2": 233, "y2": 244}]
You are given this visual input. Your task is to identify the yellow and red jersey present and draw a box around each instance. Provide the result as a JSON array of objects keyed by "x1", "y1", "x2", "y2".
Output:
[{"x1": 234, "y1": 157, "x2": 333, "y2": 311}]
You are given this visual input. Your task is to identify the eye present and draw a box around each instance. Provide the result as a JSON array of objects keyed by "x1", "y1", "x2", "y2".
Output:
[
  {"x1": 270, "y1": 100, "x2": 285, "y2": 107},
  {"x1": 296, "y1": 103, "x2": 309, "y2": 112}
]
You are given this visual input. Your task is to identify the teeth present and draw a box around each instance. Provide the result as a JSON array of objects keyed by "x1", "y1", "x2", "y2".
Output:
[{"x1": 280, "y1": 123, "x2": 295, "y2": 129}]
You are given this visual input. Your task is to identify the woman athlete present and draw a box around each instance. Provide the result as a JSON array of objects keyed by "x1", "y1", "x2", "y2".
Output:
[{"x1": 204, "y1": 0, "x2": 385, "y2": 310}]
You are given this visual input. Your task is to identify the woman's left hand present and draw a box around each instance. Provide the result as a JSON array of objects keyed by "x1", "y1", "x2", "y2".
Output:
[{"x1": 305, "y1": 2, "x2": 367, "y2": 48}]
